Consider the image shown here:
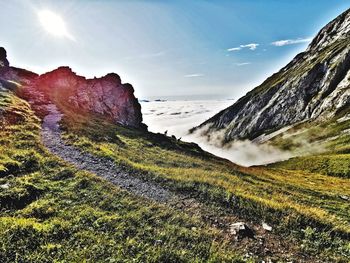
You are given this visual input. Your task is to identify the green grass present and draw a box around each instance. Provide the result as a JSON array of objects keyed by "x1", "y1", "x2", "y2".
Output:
[
  {"x1": 266, "y1": 113, "x2": 350, "y2": 178},
  {"x1": 1, "y1": 88, "x2": 350, "y2": 261},
  {"x1": 270, "y1": 154, "x2": 350, "y2": 178},
  {"x1": 60, "y1": 103, "x2": 350, "y2": 261},
  {"x1": 0, "y1": 90, "x2": 244, "y2": 263}
]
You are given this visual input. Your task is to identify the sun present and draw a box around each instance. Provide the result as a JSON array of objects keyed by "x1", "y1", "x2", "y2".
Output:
[{"x1": 38, "y1": 10, "x2": 74, "y2": 40}]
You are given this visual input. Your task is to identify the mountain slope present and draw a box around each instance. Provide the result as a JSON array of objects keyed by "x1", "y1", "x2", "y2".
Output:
[
  {"x1": 0, "y1": 89, "x2": 246, "y2": 262},
  {"x1": 194, "y1": 8, "x2": 350, "y2": 143},
  {"x1": 2, "y1": 79, "x2": 350, "y2": 261}
]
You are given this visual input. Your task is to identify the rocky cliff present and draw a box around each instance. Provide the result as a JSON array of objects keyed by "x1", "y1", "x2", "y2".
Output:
[
  {"x1": 34, "y1": 67, "x2": 143, "y2": 128},
  {"x1": 0, "y1": 48, "x2": 144, "y2": 129},
  {"x1": 0, "y1": 47, "x2": 38, "y2": 86},
  {"x1": 0, "y1": 47, "x2": 9, "y2": 70},
  {"x1": 194, "y1": 8, "x2": 350, "y2": 142}
]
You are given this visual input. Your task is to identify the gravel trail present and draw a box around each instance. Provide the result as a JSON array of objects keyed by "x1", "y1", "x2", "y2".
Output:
[
  {"x1": 39, "y1": 104, "x2": 316, "y2": 261},
  {"x1": 41, "y1": 103, "x2": 173, "y2": 202}
]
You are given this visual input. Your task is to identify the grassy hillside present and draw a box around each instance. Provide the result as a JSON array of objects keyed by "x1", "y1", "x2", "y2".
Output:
[
  {"x1": 270, "y1": 154, "x2": 350, "y2": 178},
  {"x1": 1, "y1": 88, "x2": 350, "y2": 261},
  {"x1": 267, "y1": 114, "x2": 350, "y2": 178},
  {"x1": 0, "y1": 90, "x2": 243, "y2": 262},
  {"x1": 60, "y1": 102, "x2": 350, "y2": 261}
]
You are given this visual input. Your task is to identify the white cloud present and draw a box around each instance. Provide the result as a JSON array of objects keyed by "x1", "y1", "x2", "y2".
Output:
[
  {"x1": 141, "y1": 100, "x2": 296, "y2": 166},
  {"x1": 227, "y1": 43, "x2": 259, "y2": 52},
  {"x1": 184, "y1": 73, "x2": 204, "y2": 78},
  {"x1": 271, "y1": 38, "x2": 312, "y2": 47},
  {"x1": 243, "y1": 43, "x2": 259, "y2": 50},
  {"x1": 124, "y1": 51, "x2": 166, "y2": 61},
  {"x1": 235, "y1": 62, "x2": 251, "y2": 66},
  {"x1": 227, "y1": 47, "x2": 242, "y2": 51},
  {"x1": 189, "y1": 126, "x2": 294, "y2": 166}
]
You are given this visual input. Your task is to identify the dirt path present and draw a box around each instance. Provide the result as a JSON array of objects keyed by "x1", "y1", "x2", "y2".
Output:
[
  {"x1": 40, "y1": 103, "x2": 316, "y2": 262},
  {"x1": 41, "y1": 103, "x2": 173, "y2": 203}
]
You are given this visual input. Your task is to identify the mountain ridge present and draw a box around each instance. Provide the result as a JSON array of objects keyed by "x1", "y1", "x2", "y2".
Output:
[{"x1": 193, "y1": 8, "x2": 350, "y2": 143}]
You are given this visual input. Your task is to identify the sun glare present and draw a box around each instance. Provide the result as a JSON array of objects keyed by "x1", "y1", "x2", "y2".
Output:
[{"x1": 38, "y1": 10, "x2": 74, "y2": 40}]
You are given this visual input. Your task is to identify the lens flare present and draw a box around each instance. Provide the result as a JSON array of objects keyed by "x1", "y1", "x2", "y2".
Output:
[{"x1": 38, "y1": 10, "x2": 74, "y2": 40}]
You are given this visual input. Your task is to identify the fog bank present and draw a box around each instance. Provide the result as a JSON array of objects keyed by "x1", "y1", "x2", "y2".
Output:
[{"x1": 141, "y1": 100, "x2": 295, "y2": 166}]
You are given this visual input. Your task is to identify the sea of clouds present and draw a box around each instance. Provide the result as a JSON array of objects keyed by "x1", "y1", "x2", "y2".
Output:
[{"x1": 141, "y1": 100, "x2": 294, "y2": 166}]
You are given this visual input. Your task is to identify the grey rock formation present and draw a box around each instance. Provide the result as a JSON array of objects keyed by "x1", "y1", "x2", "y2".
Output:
[
  {"x1": 0, "y1": 47, "x2": 9, "y2": 70},
  {"x1": 0, "y1": 48, "x2": 145, "y2": 129},
  {"x1": 0, "y1": 47, "x2": 37, "y2": 90},
  {"x1": 229, "y1": 222, "x2": 254, "y2": 239},
  {"x1": 194, "y1": 8, "x2": 350, "y2": 142},
  {"x1": 35, "y1": 67, "x2": 143, "y2": 128}
]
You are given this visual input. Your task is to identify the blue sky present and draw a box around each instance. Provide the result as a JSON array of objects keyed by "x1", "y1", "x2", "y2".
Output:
[{"x1": 0, "y1": 0, "x2": 349, "y2": 99}]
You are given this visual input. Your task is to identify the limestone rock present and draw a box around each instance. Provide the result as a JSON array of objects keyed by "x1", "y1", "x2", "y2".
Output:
[
  {"x1": 262, "y1": 222, "x2": 272, "y2": 232},
  {"x1": 0, "y1": 48, "x2": 145, "y2": 129},
  {"x1": 34, "y1": 67, "x2": 144, "y2": 128},
  {"x1": 193, "y1": 8, "x2": 350, "y2": 142},
  {"x1": 0, "y1": 47, "x2": 9, "y2": 70},
  {"x1": 0, "y1": 47, "x2": 39, "y2": 85},
  {"x1": 229, "y1": 222, "x2": 254, "y2": 239}
]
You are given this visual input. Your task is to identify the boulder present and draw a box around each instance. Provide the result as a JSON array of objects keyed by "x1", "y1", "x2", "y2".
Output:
[
  {"x1": 262, "y1": 222, "x2": 272, "y2": 231},
  {"x1": 229, "y1": 222, "x2": 254, "y2": 239}
]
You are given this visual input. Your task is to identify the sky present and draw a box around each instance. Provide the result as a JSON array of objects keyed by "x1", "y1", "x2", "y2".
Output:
[{"x1": 0, "y1": 0, "x2": 349, "y2": 99}]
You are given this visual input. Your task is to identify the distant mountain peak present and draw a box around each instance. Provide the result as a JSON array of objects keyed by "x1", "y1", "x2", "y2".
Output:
[
  {"x1": 193, "y1": 8, "x2": 350, "y2": 143},
  {"x1": 307, "y1": 8, "x2": 350, "y2": 52}
]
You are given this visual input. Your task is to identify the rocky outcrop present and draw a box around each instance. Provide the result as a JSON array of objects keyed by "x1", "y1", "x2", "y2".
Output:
[
  {"x1": 34, "y1": 67, "x2": 143, "y2": 128},
  {"x1": 0, "y1": 47, "x2": 38, "y2": 86},
  {"x1": 0, "y1": 47, "x2": 9, "y2": 71},
  {"x1": 0, "y1": 48, "x2": 144, "y2": 129},
  {"x1": 193, "y1": 8, "x2": 350, "y2": 142}
]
